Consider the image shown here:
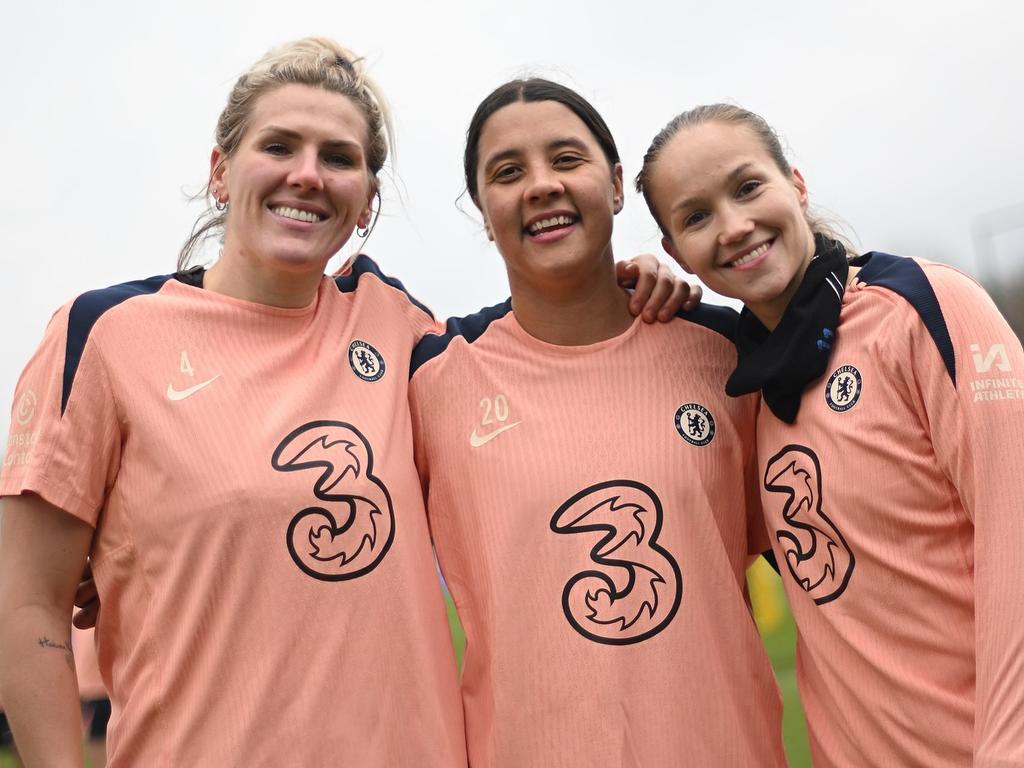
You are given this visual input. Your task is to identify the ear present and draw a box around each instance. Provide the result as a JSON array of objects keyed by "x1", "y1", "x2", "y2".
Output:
[
  {"x1": 612, "y1": 163, "x2": 625, "y2": 214},
  {"x1": 209, "y1": 146, "x2": 228, "y2": 201},
  {"x1": 791, "y1": 167, "x2": 809, "y2": 210},
  {"x1": 483, "y1": 218, "x2": 494, "y2": 242},
  {"x1": 358, "y1": 186, "x2": 376, "y2": 229},
  {"x1": 661, "y1": 236, "x2": 694, "y2": 274}
]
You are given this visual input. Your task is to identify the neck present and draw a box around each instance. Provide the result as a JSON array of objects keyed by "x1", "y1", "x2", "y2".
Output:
[
  {"x1": 204, "y1": 245, "x2": 324, "y2": 308},
  {"x1": 508, "y1": 254, "x2": 634, "y2": 346}
]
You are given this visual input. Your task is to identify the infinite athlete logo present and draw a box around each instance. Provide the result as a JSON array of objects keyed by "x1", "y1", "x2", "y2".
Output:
[
  {"x1": 764, "y1": 445, "x2": 854, "y2": 605},
  {"x1": 550, "y1": 480, "x2": 682, "y2": 645},
  {"x1": 15, "y1": 389, "x2": 36, "y2": 426},
  {"x1": 272, "y1": 420, "x2": 395, "y2": 581}
]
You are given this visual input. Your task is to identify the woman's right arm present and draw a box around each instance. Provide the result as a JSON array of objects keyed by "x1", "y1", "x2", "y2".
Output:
[{"x1": 0, "y1": 493, "x2": 94, "y2": 767}]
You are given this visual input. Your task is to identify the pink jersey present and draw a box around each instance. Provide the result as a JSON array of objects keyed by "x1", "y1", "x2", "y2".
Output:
[
  {"x1": 1, "y1": 256, "x2": 466, "y2": 767},
  {"x1": 410, "y1": 304, "x2": 784, "y2": 768},
  {"x1": 757, "y1": 253, "x2": 1024, "y2": 767}
]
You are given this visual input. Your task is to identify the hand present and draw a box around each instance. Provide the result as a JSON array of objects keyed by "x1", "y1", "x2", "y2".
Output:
[
  {"x1": 617, "y1": 254, "x2": 703, "y2": 322},
  {"x1": 72, "y1": 561, "x2": 99, "y2": 630}
]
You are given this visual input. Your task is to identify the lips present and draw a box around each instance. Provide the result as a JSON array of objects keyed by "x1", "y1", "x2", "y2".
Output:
[
  {"x1": 525, "y1": 212, "x2": 579, "y2": 236},
  {"x1": 727, "y1": 238, "x2": 773, "y2": 268},
  {"x1": 268, "y1": 203, "x2": 329, "y2": 224}
]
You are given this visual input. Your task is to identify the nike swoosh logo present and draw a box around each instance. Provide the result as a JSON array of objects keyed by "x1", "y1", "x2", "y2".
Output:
[
  {"x1": 469, "y1": 421, "x2": 522, "y2": 448},
  {"x1": 166, "y1": 375, "x2": 221, "y2": 401}
]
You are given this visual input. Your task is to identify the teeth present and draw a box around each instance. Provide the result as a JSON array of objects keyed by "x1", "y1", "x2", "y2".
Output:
[
  {"x1": 732, "y1": 242, "x2": 770, "y2": 267},
  {"x1": 528, "y1": 215, "x2": 576, "y2": 235},
  {"x1": 271, "y1": 206, "x2": 323, "y2": 223}
]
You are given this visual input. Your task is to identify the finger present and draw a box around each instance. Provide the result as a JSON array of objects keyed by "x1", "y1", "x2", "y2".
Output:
[
  {"x1": 682, "y1": 283, "x2": 704, "y2": 312},
  {"x1": 640, "y1": 263, "x2": 676, "y2": 321},
  {"x1": 73, "y1": 603, "x2": 99, "y2": 630},
  {"x1": 615, "y1": 260, "x2": 639, "y2": 289},
  {"x1": 74, "y1": 579, "x2": 98, "y2": 609},
  {"x1": 657, "y1": 280, "x2": 691, "y2": 321},
  {"x1": 628, "y1": 256, "x2": 660, "y2": 315}
]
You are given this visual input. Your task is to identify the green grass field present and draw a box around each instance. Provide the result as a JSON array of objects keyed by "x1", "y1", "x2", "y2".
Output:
[{"x1": 2, "y1": 562, "x2": 808, "y2": 767}]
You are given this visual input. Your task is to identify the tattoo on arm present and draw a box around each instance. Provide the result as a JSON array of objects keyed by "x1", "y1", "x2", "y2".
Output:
[{"x1": 38, "y1": 635, "x2": 75, "y2": 671}]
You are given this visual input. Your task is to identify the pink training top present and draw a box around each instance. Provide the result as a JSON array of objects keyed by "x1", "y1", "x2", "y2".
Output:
[
  {"x1": 757, "y1": 253, "x2": 1024, "y2": 767},
  {"x1": 410, "y1": 304, "x2": 784, "y2": 768},
  {"x1": 1, "y1": 256, "x2": 466, "y2": 767}
]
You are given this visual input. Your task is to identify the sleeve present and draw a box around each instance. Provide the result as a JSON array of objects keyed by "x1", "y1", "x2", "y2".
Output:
[
  {"x1": 0, "y1": 303, "x2": 121, "y2": 526},
  {"x1": 890, "y1": 266, "x2": 1024, "y2": 766}
]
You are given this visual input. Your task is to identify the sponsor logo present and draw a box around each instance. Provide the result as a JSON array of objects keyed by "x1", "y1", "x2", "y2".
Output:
[
  {"x1": 764, "y1": 445, "x2": 855, "y2": 605},
  {"x1": 970, "y1": 343, "x2": 1011, "y2": 374},
  {"x1": 674, "y1": 403, "x2": 715, "y2": 446},
  {"x1": 470, "y1": 421, "x2": 522, "y2": 447},
  {"x1": 15, "y1": 389, "x2": 37, "y2": 426},
  {"x1": 551, "y1": 480, "x2": 682, "y2": 645},
  {"x1": 825, "y1": 365, "x2": 862, "y2": 412},
  {"x1": 166, "y1": 375, "x2": 220, "y2": 401},
  {"x1": 348, "y1": 340, "x2": 386, "y2": 382},
  {"x1": 470, "y1": 393, "x2": 521, "y2": 448},
  {"x1": 272, "y1": 420, "x2": 395, "y2": 581}
]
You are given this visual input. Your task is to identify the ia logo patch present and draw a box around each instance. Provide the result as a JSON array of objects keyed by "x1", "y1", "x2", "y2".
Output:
[
  {"x1": 348, "y1": 340, "x2": 386, "y2": 382},
  {"x1": 674, "y1": 402, "x2": 715, "y2": 446},
  {"x1": 825, "y1": 364, "x2": 862, "y2": 412}
]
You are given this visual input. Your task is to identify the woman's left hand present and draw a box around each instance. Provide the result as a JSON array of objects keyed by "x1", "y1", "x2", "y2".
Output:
[{"x1": 617, "y1": 254, "x2": 703, "y2": 322}]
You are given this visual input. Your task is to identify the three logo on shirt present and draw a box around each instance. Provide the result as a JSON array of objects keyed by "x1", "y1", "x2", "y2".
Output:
[
  {"x1": 764, "y1": 445, "x2": 855, "y2": 605},
  {"x1": 272, "y1": 420, "x2": 395, "y2": 581},
  {"x1": 551, "y1": 480, "x2": 682, "y2": 645}
]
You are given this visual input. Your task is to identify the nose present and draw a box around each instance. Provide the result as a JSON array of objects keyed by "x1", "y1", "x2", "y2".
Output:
[
  {"x1": 525, "y1": 165, "x2": 565, "y2": 202},
  {"x1": 287, "y1": 147, "x2": 324, "y2": 192},
  {"x1": 717, "y1": 202, "x2": 754, "y2": 245}
]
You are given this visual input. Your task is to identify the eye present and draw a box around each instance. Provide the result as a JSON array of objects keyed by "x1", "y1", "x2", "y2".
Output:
[
  {"x1": 553, "y1": 153, "x2": 584, "y2": 168},
  {"x1": 682, "y1": 210, "x2": 708, "y2": 229},
  {"x1": 493, "y1": 164, "x2": 522, "y2": 183},
  {"x1": 323, "y1": 152, "x2": 354, "y2": 168},
  {"x1": 262, "y1": 142, "x2": 290, "y2": 157},
  {"x1": 737, "y1": 179, "x2": 762, "y2": 197}
]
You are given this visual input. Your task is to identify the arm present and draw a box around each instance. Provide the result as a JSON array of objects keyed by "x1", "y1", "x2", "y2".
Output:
[
  {"x1": 0, "y1": 493, "x2": 94, "y2": 768},
  {"x1": 617, "y1": 253, "x2": 702, "y2": 321},
  {"x1": 903, "y1": 267, "x2": 1024, "y2": 765}
]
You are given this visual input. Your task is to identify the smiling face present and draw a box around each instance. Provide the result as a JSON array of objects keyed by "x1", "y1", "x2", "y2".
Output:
[
  {"x1": 473, "y1": 99, "x2": 623, "y2": 291},
  {"x1": 210, "y1": 83, "x2": 375, "y2": 279},
  {"x1": 647, "y1": 120, "x2": 816, "y2": 328}
]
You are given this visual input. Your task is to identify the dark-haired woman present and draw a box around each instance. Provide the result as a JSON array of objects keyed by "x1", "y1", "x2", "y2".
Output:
[
  {"x1": 637, "y1": 105, "x2": 1024, "y2": 767},
  {"x1": 409, "y1": 81, "x2": 786, "y2": 767}
]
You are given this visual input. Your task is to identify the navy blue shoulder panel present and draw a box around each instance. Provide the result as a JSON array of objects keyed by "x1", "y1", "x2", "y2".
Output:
[
  {"x1": 852, "y1": 252, "x2": 956, "y2": 385},
  {"x1": 673, "y1": 303, "x2": 740, "y2": 343},
  {"x1": 334, "y1": 254, "x2": 434, "y2": 320},
  {"x1": 63, "y1": 274, "x2": 176, "y2": 414},
  {"x1": 410, "y1": 299, "x2": 513, "y2": 379}
]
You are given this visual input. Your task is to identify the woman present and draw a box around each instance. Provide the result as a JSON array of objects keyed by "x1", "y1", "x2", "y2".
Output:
[
  {"x1": 408, "y1": 81, "x2": 785, "y2": 767},
  {"x1": 636, "y1": 105, "x2": 1024, "y2": 766},
  {"x1": 0, "y1": 38, "x2": 684, "y2": 766}
]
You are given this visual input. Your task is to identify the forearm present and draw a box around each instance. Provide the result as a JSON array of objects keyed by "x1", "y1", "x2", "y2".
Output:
[{"x1": 0, "y1": 604, "x2": 84, "y2": 767}]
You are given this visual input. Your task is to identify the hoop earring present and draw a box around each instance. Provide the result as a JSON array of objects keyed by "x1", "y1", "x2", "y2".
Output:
[
  {"x1": 215, "y1": 199, "x2": 228, "y2": 212},
  {"x1": 356, "y1": 224, "x2": 369, "y2": 238}
]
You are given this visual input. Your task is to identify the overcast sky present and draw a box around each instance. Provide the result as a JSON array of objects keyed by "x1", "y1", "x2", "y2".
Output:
[{"x1": 2, "y1": 0, "x2": 1022, "y2": 441}]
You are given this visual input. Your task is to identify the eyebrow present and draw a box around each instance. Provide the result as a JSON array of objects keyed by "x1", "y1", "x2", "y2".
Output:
[
  {"x1": 256, "y1": 125, "x2": 363, "y2": 152},
  {"x1": 482, "y1": 136, "x2": 591, "y2": 175},
  {"x1": 670, "y1": 161, "x2": 755, "y2": 214}
]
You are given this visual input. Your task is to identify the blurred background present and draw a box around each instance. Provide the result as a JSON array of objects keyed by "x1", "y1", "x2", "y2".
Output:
[{"x1": 1, "y1": 1, "x2": 1021, "y2": 765}]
